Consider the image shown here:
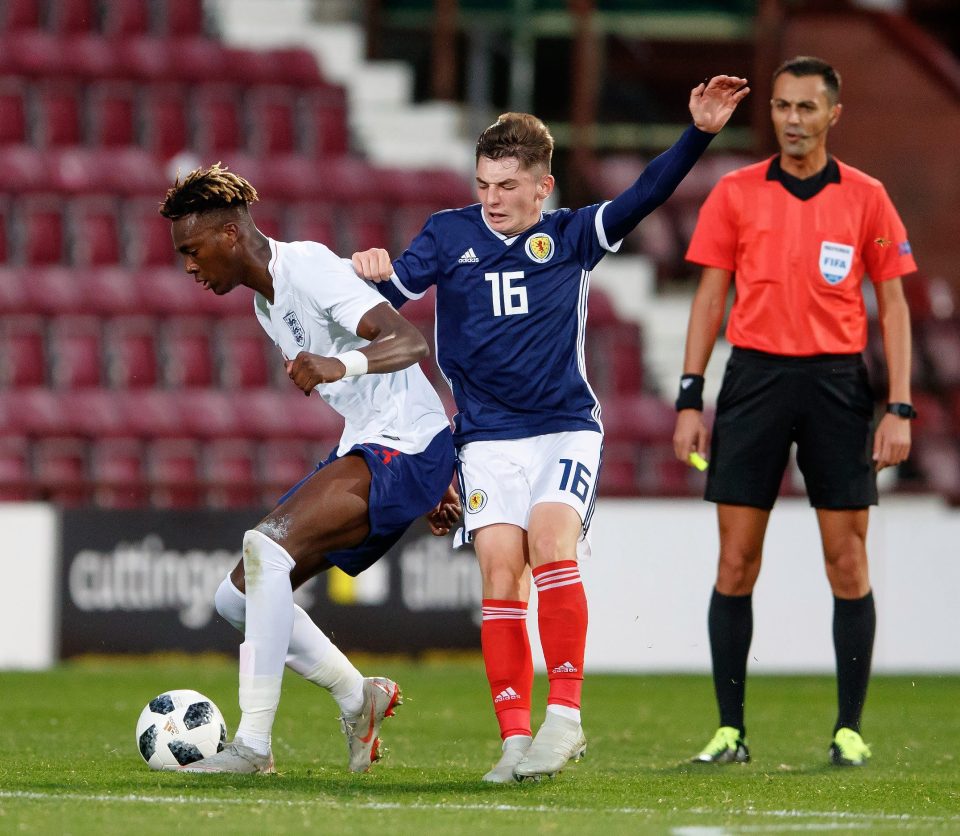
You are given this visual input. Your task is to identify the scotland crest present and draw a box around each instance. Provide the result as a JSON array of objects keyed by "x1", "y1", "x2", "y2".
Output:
[
  {"x1": 283, "y1": 311, "x2": 305, "y2": 346},
  {"x1": 819, "y1": 241, "x2": 854, "y2": 285},
  {"x1": 525, "y1": 233, "x2": 555, "y2": 264}
]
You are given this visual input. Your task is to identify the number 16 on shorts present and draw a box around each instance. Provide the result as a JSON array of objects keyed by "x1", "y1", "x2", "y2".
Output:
[{"x1": 458, "y1": 431, "x2": 603, "y2": 534}]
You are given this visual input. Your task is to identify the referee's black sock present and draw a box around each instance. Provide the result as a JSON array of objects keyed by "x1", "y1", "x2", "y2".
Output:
[
  {"x1": 833, "y1": 590, "x2": 876, "y2": 735},
  {"x1": 708, "y1": 588, "x2": 753, "y2": 736}
]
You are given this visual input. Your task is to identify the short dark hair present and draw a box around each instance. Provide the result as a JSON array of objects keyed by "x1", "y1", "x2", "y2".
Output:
[
  {"x1": 159, "y1": 162, "x2": 259, "y2": 220},
  {"x1": 773, "y1": 56, "x2": 841, "y2": 104},
  {"x1": 475, "y1": 112, "x2": 554, "y2": 172}
]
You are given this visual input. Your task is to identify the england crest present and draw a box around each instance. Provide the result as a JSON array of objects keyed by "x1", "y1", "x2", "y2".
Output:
[
  {"x1": 283, "y1": 311, "x2": 306, "y2": 346},
  {"x1": 819, "y1": 241, "x2": 854, "y2": 285}
]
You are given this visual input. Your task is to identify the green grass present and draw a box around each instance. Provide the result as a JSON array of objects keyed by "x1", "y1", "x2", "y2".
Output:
[{"x1": 1, "y1": 657, "x2": 958, "y2": 834}]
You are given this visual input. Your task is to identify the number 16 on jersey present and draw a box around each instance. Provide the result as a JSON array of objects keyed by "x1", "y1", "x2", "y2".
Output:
[{"x1": 485, "y1": 271, "x2": 529, "y2": 316}]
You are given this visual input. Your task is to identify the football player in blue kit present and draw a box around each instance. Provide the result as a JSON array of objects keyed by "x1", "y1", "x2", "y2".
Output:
[
  {"x1": 159, "y1": 163, "x2": 459, "y2": 775},
  {"x1": 352, "y1": 75, "x2": 750, "y2": 782}
]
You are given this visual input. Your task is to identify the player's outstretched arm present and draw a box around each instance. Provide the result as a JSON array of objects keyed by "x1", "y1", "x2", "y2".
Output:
[
  {"x1": 689, "y1": 75, "x2": 750, "y2": 134},
  {"x1": 285, "y1": 301, "x2": 428, "y2": 395},
  {"x1": 352, "y1": 248, "x2": 394, "y2": 282}
]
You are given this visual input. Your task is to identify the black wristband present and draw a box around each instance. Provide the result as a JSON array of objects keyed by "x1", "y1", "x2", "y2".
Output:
[
  {"x1": 886, "y1": 402, "x2": 917, "y2": 420},
  {"x1": 675, "y1": 374, "x2": 705, "y2": 411}
]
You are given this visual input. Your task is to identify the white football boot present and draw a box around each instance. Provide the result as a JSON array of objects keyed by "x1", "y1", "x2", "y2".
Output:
[
  {"x1": 339, "y1": 676, "x2": 402, "y2": 772},
  {"x1": 482, "y1": 735, "x2": 533, "y2": 783},
  {"x1": 178, "y1": 741, "x2": 276, "y2": 774},
  {"x1": 513, "y1": 713, "x2": 586, "y2": 780}
]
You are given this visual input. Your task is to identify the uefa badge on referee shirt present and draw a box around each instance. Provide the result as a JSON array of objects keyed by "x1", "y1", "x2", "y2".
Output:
[{"x1": 524, "y1": 233, "x2": 555, "y2": 264}]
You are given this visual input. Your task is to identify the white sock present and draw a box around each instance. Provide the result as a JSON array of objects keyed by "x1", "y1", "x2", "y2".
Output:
[
  {"x1": 235, "y1": 530, "x2": 295, "y2": 756},
  {"x1": 214, "y1": 574, "x2": 364, "y2": 718},
  {"x1": 546, "y1": 704, "x2": 581, "y2": 725}
]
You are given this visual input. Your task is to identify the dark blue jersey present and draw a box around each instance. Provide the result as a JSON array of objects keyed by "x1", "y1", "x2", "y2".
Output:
[{"x1": 378, "y1": 125, "x2": 715, "y2": 446}]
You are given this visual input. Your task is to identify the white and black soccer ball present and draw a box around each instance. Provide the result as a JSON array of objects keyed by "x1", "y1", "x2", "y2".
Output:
[{"x1": 136, "y1": 689, "x2": 227, "y2": 771}]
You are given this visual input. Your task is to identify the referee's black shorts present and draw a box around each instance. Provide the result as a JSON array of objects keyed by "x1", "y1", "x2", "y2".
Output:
[{"x1": 705, "y1": 347, "x2": 878, "y2": 511}]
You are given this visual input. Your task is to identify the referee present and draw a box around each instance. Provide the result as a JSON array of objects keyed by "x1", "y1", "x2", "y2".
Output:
[{"x1": 673, "y1": 56, "x2": 917, "y2": 767}]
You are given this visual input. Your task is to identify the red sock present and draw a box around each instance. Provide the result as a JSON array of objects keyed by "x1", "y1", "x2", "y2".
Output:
[
  {"x1": 533, "y1": 561, "x2": 587, "y2": 709},
  {"x1": 481, "y1": 599, "x2": 533, "y2": 739}
]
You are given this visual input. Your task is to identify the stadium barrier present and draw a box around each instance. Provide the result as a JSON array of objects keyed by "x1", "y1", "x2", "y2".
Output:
[{"x1": 3, "y1": 497, "x2": 959, "y2": 671}]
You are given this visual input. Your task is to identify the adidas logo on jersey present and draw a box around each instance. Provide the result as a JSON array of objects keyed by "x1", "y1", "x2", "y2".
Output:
[
  {"x1": 551, "y1": 661, "x2": 578, "y2": 674},
  {"x1": 494, "y1": 687, "x2": 522, "y2": 703},
  {"x1": 458, "y1": 248, "x2": 479, "y2": 263}
]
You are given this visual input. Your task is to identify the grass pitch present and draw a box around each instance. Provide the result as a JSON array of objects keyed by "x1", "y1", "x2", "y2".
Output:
[{"x1": 1, "y1": 656, "x2": 957, "y2": 834}]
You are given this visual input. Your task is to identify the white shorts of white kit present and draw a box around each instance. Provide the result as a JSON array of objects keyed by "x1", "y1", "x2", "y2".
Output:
[{"x1": 456, "y1": 430, "x2": 603, "y2": 557}]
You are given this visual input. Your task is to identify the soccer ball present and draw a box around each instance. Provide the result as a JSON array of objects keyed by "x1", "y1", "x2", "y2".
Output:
[{"x1": 136, "y1": 689, "x2": 227, "y2": 771}]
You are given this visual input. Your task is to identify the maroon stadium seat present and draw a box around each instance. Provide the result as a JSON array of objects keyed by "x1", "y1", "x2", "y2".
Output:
[
  {"x1": 248, "y1": 198, "x2": 284, "y2": 240},
  {"x1": 0, "y1": 388, "x2": 72, "y2": 436},
  {"x1": 33, "y1": 436, "x2": 89, "y2": 506},
  {"x1": 264, "y1": 47, "x2": 326, "y2": 86},
  {"x1": 86, "y1": 81, "x2": 137, "y2": 147},
  {"x1": 22, "y1": 265, "x2": 91, "y2": 314},
  {"x1": 47, "y1": 0, "x2": 98, "y2": 34},
  {"x1": 147, "y1": 437, "x2": 203, "y2": 508},
  {"x1": 0, "y1": 0, "x2": 41, "y2": 31},
  {"x1": 203, "y1": 438, "x2": 259, "y2": 508},
  {"x1": 601, "y1": 394, "x2": 676, "y2": 444},
  {"x1": 165, "y1": 0, "x2": 206, "y2": 37},
  {"x1": 60, "y1": 388, "x2": 130, "y2": 437},
  {"x1": 258, "y1": 439, "x2": 315, "y2": 499},
  {"x1": 191, "y1": 83, "x2": 244, "y2": 155},
  {"x1": 286, "y1": 202, "x2": 337, "y2": 250},
  {"x1": 140, "y1": 82, "x2": 190, "y2": 158},
  {"x1": 217, "y1": 317, "x2": 273, "y2": 388},
  {"x1": 174, "y1": 389, "x2": 236, "y2": 439},
  {"x1": 18, "y1": 195, "x2": 66, "y2": 265},
  {"x1": 101, "y1": 0, "x2": 153, "y2": 38},
  {"x1": 0, "y1": 435, "x2": 32, "y2": 501},
  {"x1": 0, "y1": 198, "x2": 10, "y2": 265},
  {"x1": 89, "y1": 436, "x2": 148, "y2": 507},
  {"x1": 81, "y1": 266, "x2": 144, "y2": 316},
  {"x1": 0, "y1": 77, "x2": 28, "y2": 144},
  {"x1": 124, "y1": 198, "x2": 177, "y2": 267},
  {"x1": 104, "y1": 315, "x2": 159, "y2": 388},
  {"x1": 0, "y1": 316, "x2": 47, "y2": 387},
  {"x1": 34, "y1": 81, "x2": 83, "y2": 147},
  {"x1": 48, "y1": 315, "x2": 103, "y2": 388},
  {"x1": 245, "y1": 85, "x2": 298, "y2": 155},
  {"x1": 239, "y1": 389, "x2": 342, "y2": 441},
  {"x1": 160, "y1": 317, "x2": 214, "y2": 388},
  {"x1": 69, "y1": 195, "x2": 122, "y2": 265},
  {"x1": 118, "y1": 389, "x2": 182, "y2": 437}
]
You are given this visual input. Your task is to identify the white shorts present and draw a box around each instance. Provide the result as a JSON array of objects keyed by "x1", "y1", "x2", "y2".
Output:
[{"x1": 457, "y1": 431, "x2": 603, "y2": 546}]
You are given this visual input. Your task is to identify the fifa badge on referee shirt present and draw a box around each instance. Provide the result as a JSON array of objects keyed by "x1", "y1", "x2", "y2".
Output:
[{"x1": 819, "y1": 241, "x2": 854, "y2": 285}]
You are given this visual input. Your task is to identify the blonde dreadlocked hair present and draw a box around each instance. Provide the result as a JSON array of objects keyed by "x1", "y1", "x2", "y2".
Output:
[{"x1": 159, "y1": 162, "x2": 259, "y2": 220}]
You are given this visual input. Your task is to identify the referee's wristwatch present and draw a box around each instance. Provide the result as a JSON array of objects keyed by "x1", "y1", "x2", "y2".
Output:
[{"x1": 886, "y1": 402, "x2": 917, "y2": 420}]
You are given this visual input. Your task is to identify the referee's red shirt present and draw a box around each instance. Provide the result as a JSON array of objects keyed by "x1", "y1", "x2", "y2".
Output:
[{"x1": 686, "y1": 157, "x2": 917, "y2": 356}]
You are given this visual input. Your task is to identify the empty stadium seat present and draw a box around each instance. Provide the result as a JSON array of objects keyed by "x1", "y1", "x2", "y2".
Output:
[
  {"x1": 0, "y1": 76, "x2": 28, "y2": 144},
  {"x1": 191, "y1": 83, "x2": 243, "y2": 155},
  {"x1": 33, "y1": 436, "x2": 88, "y2": 505},
  {"x1": 0, "y1": 316, "x2": 46, "y2": 387},
  {"x1": 160, "y1": 317, "x2": 214, "y2": 388},
  {"x1": 164, "y1": 0, "x2": 206, "y2": 37},
  {"x1": 0, "y1": 435, "x2": 32, "y2": 500},
  {"x1": 46, "y1": 0, "x2": 98, "y2": 34},
  {"x1": 48, "y1": 315, "x2": 103, "y2": 388},
  {"x1": 285, "y1": 202, "x2": 337, "y2": 250},
  {"x1": 86, "y1": 81, "x2": 137, "y2": 147},
  {"x1": 147, "y1": 437, "x2": 202, "y2": 508},
  {"x1": 175, "y1": 389, "x2": 237, "y2": 439},
  {"x1": 300, "y1": 87, "x2": 349, "y2": 156},
  {"x1": 22, "y1": 265, "x2": 91, "y2": 314},
  {"x1": 124, "y1": 198, "x2": 177, "y2": 267},
  {"x1": 0, "y1": 0, "x2": 41, "y2": 32},
  {"x1": 33, "y1": 80, "x2": 83, "y2": 147},
  {"x1": 104, "y1": 315, "x2": 159, "y2": 388},
  {"x1": 82, "y1": 266, "x2": 144, "y2": 315},
  {"x1": 139, "y1": 82, "x2": 190, "y2": 157},
  {"x1": 238, "y1": 389, "x2": 342, "y2": 441},
  {"x1": 217, "y1": 317, "x2": 273, "y2": 388},
  {"x1": 258, "y1": 439, "x2": 315, "y2": 499},
  {"x1": 203, "y1": 437, "x2": 259, "y2": 508},
  {"x1": 101, "y1": 0, "x2": 153, "y2": 39},
  {"x1": 245, "y1": 85, "x2": 298, "y2": 155},
  {"x1": 17, "y1": 195, "x2": 66, "y2": 264},
  {"x1": 89, "y1": 436, "x2": 148, "y2": 507},
  {"x1": 68, "y1": 195, "x2": 122, "y2": 265},
  {"x1": 60, "y1": 388, "x2": 131, "y2": 437},
  {"x1": 118, "y1": 389, "x2": 182, "y2": 437}
]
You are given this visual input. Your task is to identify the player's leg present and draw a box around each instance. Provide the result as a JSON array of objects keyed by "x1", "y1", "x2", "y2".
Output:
[
  {"x1": 799, "y1": 354, "x2": 876, "y2": 765},
  {"x1": 817, "y1": 507, "x2": 874, "y2": 766},
  {"x1": 691, "y1": 503, "x2": 769, "y2": 764},
  {"x1": 473, "y1": 522, "x2": 534, "y2": 782},
  {"x1": 185, "y1": 454, "x2": 373, "y2": 773},
  {"x1": 460, "y1": 439, "x2": 538, "y2": 781},
  {"x1": 513, "y1": 431, "x2": 599, "y2": 780},
  {"x1": 694, "y1": 350, "x2": 793, "y2": 763}
]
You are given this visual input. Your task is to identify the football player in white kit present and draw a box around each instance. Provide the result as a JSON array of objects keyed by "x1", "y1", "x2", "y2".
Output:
[
  {"x1": 353, "y1": 76, "x2": 750, "y2": 781},
  {"x1": 160, "y1": 164, "x2": 458, "y2": 774}
]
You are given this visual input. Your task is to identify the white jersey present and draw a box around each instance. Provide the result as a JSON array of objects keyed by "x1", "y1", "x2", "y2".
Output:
[{"x1": 254, "y1": 238, "x2": 450, "y2": 456}]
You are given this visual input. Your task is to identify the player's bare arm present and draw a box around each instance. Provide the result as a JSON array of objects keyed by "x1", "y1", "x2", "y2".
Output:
[
  {"x1": 286, "y1": 301, "x2": 428, "y2": 395},
  {"x1": 872, "y1": 277, "x2": 913, "y2": 470},
  {"x1": 689, "y1": 75, "x2": 751, "y2": 133},
  {"x1": 352, "y1": 248, "x2": 394, "y2": 282},
  {"x1": 425, "y1": 481, "x2": 463, "y2": 536},
  {"x1": 673, "y1": 267, "x2": 732, "y2": 462}
]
